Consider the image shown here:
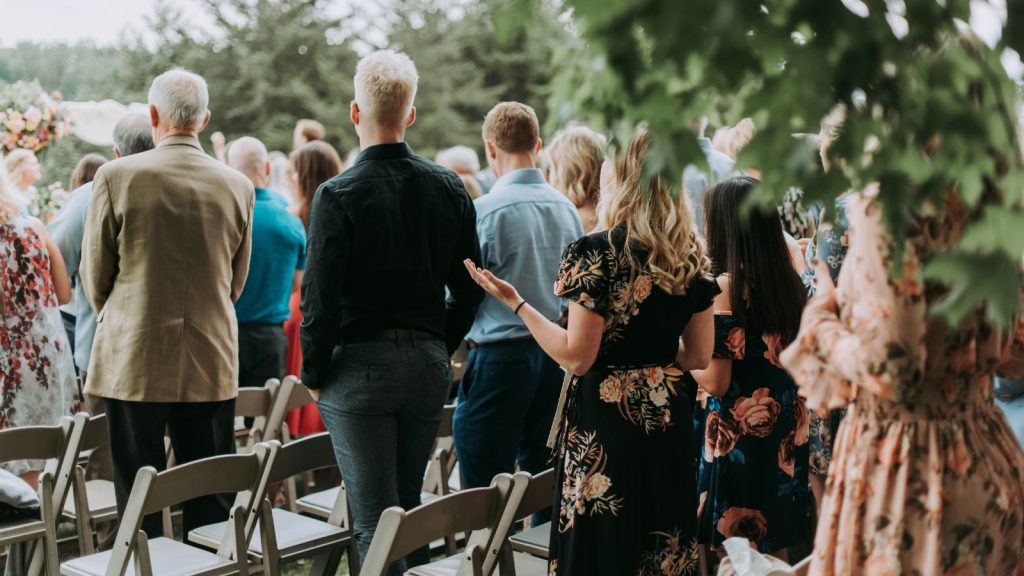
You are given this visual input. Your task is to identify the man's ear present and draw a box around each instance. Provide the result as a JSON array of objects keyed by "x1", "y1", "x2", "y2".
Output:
[
  {"x1": 350, "y1": 101, "x2": 360, "y2": 127},
  {"x1": 264, "y1": 160, "x2": 271, "y2": 178},
  {"x1": 197, "y1": 110, "x2": 211, "y2": 133},
  {"x1": 485, "y1": 140, "x2": 497, "y2": 162},
  {"x1": 112, "y1": 147, "x2": 123, "y2": 159},
  {"x1": 535, "y1": 138, "x2": 543, "y2": 154},
  {"x1": 149, "y1": 104, "x2": 160, "y2": 128},
  {"x1": 405, "y1": 106, "x2": 416, "y2": 128}
]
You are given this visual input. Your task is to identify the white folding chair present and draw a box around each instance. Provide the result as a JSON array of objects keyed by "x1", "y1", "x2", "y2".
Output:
[
  {"x1": 60, "y1": 442, "x2": 279, "y2": 576},
  {"x1": 364, "y1": 472, "x2": 527, "y2": 576},
  {"x1": 0, "y1": 413, "x2": 89, "y2": 576},
  {"x1": 63, "y1": 414, "x2": 118, "y2": 555},
  {"x1": 498, "y1": 469, "x2": 555, "y2": 576},
  {"x1": 187, "y1": 432, "x2": 358, "y2": 576}
]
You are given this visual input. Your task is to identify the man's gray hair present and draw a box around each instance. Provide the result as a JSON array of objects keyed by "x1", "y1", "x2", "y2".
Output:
[
  {"x1": 147, "y1": 68, "x2": 209, "y2": 130},
  {"x1": 227, "y1": 136, "x2": 268, "y2": 181},
  {"x1": 112, "y1": 113, "x2": 155, "y2": 157},
  {"x1": 435, "y1": 145, "x2": 480, "y2": 174}
]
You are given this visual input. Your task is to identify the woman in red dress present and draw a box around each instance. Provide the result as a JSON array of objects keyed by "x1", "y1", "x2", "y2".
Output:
[{"x1": 283, "y1": 140, "x2": 343, "y2": 435}]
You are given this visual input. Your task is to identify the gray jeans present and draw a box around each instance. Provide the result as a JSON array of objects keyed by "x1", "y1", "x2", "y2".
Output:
[{"x1": 316, "y1": 335, "x2": 451, "y2": 575}]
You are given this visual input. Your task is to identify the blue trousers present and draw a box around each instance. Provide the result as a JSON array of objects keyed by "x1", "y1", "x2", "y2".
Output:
[
  {"x1": 317, "y1": 336, "x2": 451, "y2": 576},
  {"x1": 453, "y1": 340, "x2": 563, "y2": 492}
]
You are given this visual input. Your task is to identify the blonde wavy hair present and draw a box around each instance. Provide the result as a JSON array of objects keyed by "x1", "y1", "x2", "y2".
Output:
[
  {"x1": 0, "y1": 151, "x2": 27, "y2": 224},
  {"x1": 596, "y1": 130, "x2": 712, "y2": 295},
  {"x1": 546, "y1": 124, "x2": 606, "y2": 208}
]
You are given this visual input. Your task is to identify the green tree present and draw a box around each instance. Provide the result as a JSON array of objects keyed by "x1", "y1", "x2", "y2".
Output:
[{"x1": 550, "y1": 0, "x2": 1024, "y2": 324}]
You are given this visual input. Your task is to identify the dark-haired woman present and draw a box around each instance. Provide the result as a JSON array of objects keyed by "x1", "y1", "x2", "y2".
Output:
[
  {"x1": 283, "y1": 141, "x2": 342, "y2": 435},
  {"x1": 692, "y1": 176, "x2": 810, "y2": 558}
]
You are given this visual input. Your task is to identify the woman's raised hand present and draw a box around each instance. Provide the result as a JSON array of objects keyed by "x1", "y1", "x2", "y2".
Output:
[{"x1": 463, "y1": 259, "x2": 522, "y2": 309}]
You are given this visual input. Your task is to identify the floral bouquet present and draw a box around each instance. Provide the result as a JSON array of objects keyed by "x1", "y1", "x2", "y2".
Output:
[
  {"x1": 0, "y1": 80, "x2": 72, "y2": 153},
  {"x1": 27, "y1": 181, "x2": 69, "y2": 223}
]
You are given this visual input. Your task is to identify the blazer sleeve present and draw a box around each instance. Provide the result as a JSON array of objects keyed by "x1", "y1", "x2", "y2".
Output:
[
  {"x1": 81, "y1": 171, "x2": 119, "y2": 314},
  {"x1": 231, "y1": 186, "x2": 255, "y2": 303}
]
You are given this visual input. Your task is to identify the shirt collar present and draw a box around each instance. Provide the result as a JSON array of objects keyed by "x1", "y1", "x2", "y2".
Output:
[
  {"x1": 156, "y1": 135, "x2": 203, "y2": 151},
  {"x1": 491, "y1": 168, "x2": 546, "y2": 191},
  {"x1": 355, "y1": 142, "x2": 414, "y2": 165},
  {"x1": 254, "y1": 187, "x2": 272, "y2": 199}
]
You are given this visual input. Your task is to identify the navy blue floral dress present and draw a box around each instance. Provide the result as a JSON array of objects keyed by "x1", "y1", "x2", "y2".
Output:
[
  {"x1": 550, "y1": 227, "x2": 719, "y2": 576},
  {"x1": 693, "y1": 311, "x2": 810, "y2": 552}
]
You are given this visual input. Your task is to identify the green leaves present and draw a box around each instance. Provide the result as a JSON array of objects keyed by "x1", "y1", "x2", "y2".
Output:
[{"x1": 549, "y1": 0, "x2": 1024, "y2": 326}]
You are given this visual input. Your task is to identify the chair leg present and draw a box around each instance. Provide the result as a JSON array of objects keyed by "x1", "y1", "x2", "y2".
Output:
[
  {"x1": 346, "y1": 537, "x2": 362, "y2": 576},
  {"x1": 309, "y1": 549, "x2": 343, "y2": 576}
]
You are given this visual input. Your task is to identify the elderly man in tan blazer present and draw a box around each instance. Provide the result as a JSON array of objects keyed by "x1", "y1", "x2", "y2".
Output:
[{"x1": 81, "y1": 68, "x2": 254, "y2": 537}]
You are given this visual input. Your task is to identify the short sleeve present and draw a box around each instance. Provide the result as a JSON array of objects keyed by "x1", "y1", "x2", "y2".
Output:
[
  {"x1": 553, "y1": 235, "x2": 609, "y2": 316},
  {"x1": 713, "y1": 313, "x2": 746, "y2": 360},
  {"x1": 295, "y1": 224, "x2": 307, "y2": 271},
  {"x1": 688, "y1": 276, "x2": 720, "y2": 315}
]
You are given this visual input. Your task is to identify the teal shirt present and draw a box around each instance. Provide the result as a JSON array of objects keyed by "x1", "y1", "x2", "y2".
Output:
[
  {"x1": 234, "y1": 187, "x2": 306, "y2": 324},
  {"x1": 466, "y1": 168, "x2": 584, "y2": 344}
]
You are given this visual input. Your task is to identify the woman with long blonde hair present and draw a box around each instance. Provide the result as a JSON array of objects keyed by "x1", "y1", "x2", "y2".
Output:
[
  {"x1": 0, "y1": 151, "x2": 78, "y2": 486},
  {"x1": 546, "y1": 124, "x2": 606, "y2": 233},
  {"x1": 464, "y1": 129, "x2": 716, "y2": 576}
]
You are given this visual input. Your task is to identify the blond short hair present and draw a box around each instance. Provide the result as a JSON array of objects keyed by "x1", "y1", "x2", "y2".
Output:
[
  {"x1": 482, "y1": 102, "x2": 539, "y2": 154},
  {"x1": 354, "y1": 50, "x2": 419, "y2": 126},
  {"x1": 546, "y1": 124, "x2": 606, "y2": 208}
]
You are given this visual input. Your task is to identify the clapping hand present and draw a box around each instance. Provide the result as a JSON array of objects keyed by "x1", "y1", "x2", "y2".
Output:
[
  {"x1": 810, "y1": 258, "x2": 837, "y2": 311},
  {"x1": 463, "y1": 259, "x2": 522, "y2": 310}
]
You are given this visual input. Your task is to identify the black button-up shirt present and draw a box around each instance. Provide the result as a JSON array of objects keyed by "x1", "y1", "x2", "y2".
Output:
[{"x1": 299, "y1": 142, "x2": 485, "y2": 389}]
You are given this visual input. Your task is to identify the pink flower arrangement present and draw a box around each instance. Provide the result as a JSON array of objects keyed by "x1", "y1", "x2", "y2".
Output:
[{"x1": 0, "y1": 81, "x2": 72, "y2": 153}]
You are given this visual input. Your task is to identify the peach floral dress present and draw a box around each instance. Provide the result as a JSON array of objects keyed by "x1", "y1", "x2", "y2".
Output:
[{"x1": 779, "y1": 192, "x2": 1024, "y2": 575}]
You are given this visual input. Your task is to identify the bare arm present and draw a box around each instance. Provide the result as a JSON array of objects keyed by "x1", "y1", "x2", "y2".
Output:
[
  {"x1": 690, "y1": 277, "x2": 732, "y2": 397},
  {"x1": 463, "y1": 260, "x2": 604, "y2": 375},
  {"x1": 291, "y1": 270, "x2": 303, "y2": 294},
  {"x1": 32, "y1": 219, "x2": 71, "y2": 305},
  {"x1": 676, "y1": 307, "x2": 714, "y2": 371}
]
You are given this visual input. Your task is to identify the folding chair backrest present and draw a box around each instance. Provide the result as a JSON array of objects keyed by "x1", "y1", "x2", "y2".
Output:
[
  {"x1": 282, "y1": 376, "x2": 312, "y2": 412},
  {"x1": 261, "y1": 376, "x2": 298, "y2": 442},
  {"x1": 0, "y1": 425, "x2": 65, "y2": 464},
  {"x1": 267, "y1": 432, "x2": 336, "y2": 483},
  {"x1": 514, "y1": 468, "x2": 555, "y2": 519},
  {"x1": 235, "y1": 385, "x2": 275, "y2": 420},
  {"x1": 371, "y1": 486, "x2": 501, "y2": 566},
  {"x1": 79, "y1": 414, "x2": 109, "y2": 453}
]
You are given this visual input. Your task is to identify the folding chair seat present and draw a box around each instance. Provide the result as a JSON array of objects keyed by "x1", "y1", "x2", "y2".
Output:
[
  {"x1": 62, "y1": 414, "x2": 118, "y2": 554},
  {"x1": 61, "y1": 442, "x2": 279, "y2": 576},
  {"x1": 378, "y1": 472, "x2": 528, "y2": 576},
  {"x1": 498, "y1": 468, "x2": 556, "y2": 576},
  {"x1": 188, "y1": 432, "x2": 358, "y2": 576},
  {"x1": 0, "y1": 413, "x2": 88, "y2": 576}
]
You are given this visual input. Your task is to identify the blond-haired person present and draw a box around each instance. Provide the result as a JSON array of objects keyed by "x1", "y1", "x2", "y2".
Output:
[
  {"x1": 464, "y1": 129, "x2": 716, "y2": 575},
  {"x1": 546, "y1": 124, "x2": 606, "y2": 233},
  {"x1": 300, "y1": 49, "x2": 484, "y2": 574},
  {"x1": 453, "y1": 102, "x2": 583, "y2": 501}
]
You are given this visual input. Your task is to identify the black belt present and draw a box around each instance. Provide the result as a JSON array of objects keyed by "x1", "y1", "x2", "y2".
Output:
[{"x1": 344, "y1": 328, "x2": 438, "y2": 344}]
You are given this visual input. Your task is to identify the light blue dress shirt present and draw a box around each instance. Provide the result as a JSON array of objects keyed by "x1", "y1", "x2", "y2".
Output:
[
  {"x1": 48, "y1": 182, "x2": 95, "y2": 372},
  {"x1": 466, "y1": 168, "x2": 583, "y2": 344},
  {"x1": 684, "y1": 137, "x2": 737, "y2": 232}
]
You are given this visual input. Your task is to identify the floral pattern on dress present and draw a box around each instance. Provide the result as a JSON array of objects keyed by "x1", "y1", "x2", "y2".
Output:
[
  {"x1": 1, "y1": 216, "x2": 78, "y2": 474},
  {"x1": 598, "y1": 364, "x2": 683, "y2": 433},
  {"x1": 558, "y1": 427, "x2": 623, "y2": 532},
  {"x1": 549, "y1": 228, "x2": 717, "y2": 576},
  {"x1": 778, "y1": 191, "x2": 1024, "y2": 575},
  {"x1": 694, "y1": 312, "x2": 810, "y2": 552},
  {"x1": 635, "y1": 529, "x2": 700, "y2": 576}
]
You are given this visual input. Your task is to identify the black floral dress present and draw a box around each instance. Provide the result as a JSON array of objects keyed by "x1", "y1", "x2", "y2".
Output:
[
  {"x1": 693, "y1": 313, "x2": 810, "y2": 552},
  {"x1": 549, "y1": 227, "x2": 719, "y2": 576}
]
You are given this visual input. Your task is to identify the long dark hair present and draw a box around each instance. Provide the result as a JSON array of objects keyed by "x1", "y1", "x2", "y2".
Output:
[
  {"x1": 705, "y1": 176, "x2": 806, "y2": 341},
  {"x1": 290, "y1": 141, "x2": 342, "y2": 230}
]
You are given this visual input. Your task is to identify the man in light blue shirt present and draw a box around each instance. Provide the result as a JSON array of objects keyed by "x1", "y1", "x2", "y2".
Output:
[
  {"x1": 48, "y1": 112, "x2": 154, "y2": 500},
  {"x1": 454, "y1": 102, "x2": 583, "y2": 495}
]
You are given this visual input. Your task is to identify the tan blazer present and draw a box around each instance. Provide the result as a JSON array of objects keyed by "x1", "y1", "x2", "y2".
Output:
[{"x1": 81, "y1": 135, "x2": 254, "y2": 402}]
